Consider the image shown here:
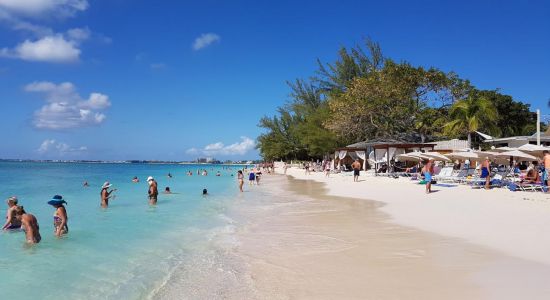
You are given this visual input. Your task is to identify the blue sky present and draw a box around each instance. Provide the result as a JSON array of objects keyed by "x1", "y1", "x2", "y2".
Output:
[{"x1": 0, "y1": 0, "x2": 549, "y2": 160}]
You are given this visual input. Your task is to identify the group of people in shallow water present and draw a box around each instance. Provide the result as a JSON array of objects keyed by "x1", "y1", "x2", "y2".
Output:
[
  {"x1": 2, "y1": 195, "x2": 67, "y2": 244},
  {"x1": 3, "y1": 167, "x2": 264, "y2": 245}
]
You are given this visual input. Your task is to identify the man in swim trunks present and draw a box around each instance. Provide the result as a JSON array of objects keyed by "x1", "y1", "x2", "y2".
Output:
[
  {"x1": 481, "y1": 157, "x2": 491, "y2": 190},
  {"x1": 2, "y1": 196, "x2": 21, "y2": 230},
  {"x1": 424, "y1": 159, "x2": 434, "y2": 194},
  {"x1": 352, "y1": 159, "x2": 362, "y2": 182},
  {"x1": 14, "y1": 206, "x2": 41, "y2": 244},
  {"x1": 543, "y1": 150, "x2": 550, "y2": 189},
  {"x1": 147, "y1": 176, "x2": 158, "y2": 205}
]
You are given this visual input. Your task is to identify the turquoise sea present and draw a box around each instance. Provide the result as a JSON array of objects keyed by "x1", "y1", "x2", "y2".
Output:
[{"x1": 0, "y1": 162, "x2": 250, "y2": 299}]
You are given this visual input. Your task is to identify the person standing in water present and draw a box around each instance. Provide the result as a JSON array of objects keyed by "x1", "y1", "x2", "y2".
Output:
[
  {"x1": 14, "y1": 206, "x2": 41, "y2": 244},
  {"x1": 100, "y1": 181, "x2": 116, "y2": 208},
  {"x1": 48, "y1": 195, "x2": 68, "y2": 237},
  {"x1": 2, "y1": 196, "x2": 21, "y2": 230},
  {"x1": 147, "y1": 176, "x2": 158, "y2": 205},
  {"x1": 237, "y1": 170, "x2": 244, "y2": 192}
]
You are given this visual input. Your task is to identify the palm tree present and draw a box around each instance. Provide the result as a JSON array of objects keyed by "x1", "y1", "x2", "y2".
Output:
[{"x1": 444, "y1": 96, "x2": 499, "y2": 147}]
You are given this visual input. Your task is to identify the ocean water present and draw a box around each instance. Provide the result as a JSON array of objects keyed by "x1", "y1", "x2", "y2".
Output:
[{"x1": 0, "y1": 162, "x2": 250, "y2": 300}]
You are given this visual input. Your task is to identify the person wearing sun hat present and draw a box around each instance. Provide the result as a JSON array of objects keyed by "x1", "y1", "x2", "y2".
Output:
[
  {"x1": 100, "y1": 181, "x2": 117, "y2": 208},
  {"x1": 147, "y1": 176, "x2": 158, "y2": 205},
  {"x1": 47, "y1": 195, "x2": 68, "y2": 237}
]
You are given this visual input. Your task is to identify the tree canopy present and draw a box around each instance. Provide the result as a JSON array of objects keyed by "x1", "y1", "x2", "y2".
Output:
[{"x1": 256, "y1": 39, "x2": 543, "y2": 161}]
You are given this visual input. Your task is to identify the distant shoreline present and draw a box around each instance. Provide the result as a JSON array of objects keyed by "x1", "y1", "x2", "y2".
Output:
[{"x1": 0, "y1": 159, "x2": 253, "y2": 165}]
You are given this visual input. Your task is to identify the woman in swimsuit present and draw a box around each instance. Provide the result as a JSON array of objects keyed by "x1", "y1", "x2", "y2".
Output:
[
  {"x1": 48, "y1": 195, "x2": 68, "y2": 237},
  {"x1": 14, "y1": 206, "x2": 41, "y2": 244},
  {"x1": 2, "y1": 196, "x2": 22, "y2": 230},
  {"x1": 237, "y1": 170, "x2": 244, "y2": 192}
]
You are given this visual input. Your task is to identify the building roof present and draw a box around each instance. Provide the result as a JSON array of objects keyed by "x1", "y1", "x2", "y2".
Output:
[
  {"x1": 339, "y1": 138, "x2": 435, "y2": 150},
  {"x1": 483, "y1": 136, "x2": 550, "y2": 143}
]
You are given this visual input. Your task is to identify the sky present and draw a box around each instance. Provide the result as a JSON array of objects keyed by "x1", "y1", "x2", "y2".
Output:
[{"x1": 0, "y1": 0, "x2": 549, "y2": 161}]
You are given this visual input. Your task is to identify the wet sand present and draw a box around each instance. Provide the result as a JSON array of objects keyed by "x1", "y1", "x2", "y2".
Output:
[{"x1": 234, "y1": 175, "x2": 550, "y2": 299}]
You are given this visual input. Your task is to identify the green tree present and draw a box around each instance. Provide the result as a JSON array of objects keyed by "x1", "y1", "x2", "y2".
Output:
[
  {"x1": 472, "y1": 89, "x2": 539, "y2": 136},
  {"x1": 444, "y1": 96, "x2": 499, "y2": 146}
]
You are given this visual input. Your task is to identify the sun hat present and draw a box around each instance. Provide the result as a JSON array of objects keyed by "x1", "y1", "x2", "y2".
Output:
[
  {"x1": 102, "y1": 181, "x2": 112, "y2": 189},
  {"x1": 147, "y1": 176, "x2": 154, "y2": 181},
  {"x1": 47, "y1": 195, "x2": 67, "y2": 206}
]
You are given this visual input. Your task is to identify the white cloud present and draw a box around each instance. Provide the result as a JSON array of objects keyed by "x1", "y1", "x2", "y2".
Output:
[
  {"x1": 185, "y1": 148, "x2": 199, "y2": 155},
  {"x1": 25, "y1": 81, "x2": 111, "y2": 129},
  {"x1": 66, "y1": 27, "x2": 90, "y2": 41},
  {"x1": 37, "y1": 139, "x2": 87, "y2": 155},
  {"x1": 0, "y1": 34, "x2": 80, "y2": 62},
  {"x1": 187, "y1": 137, "x2": 255, "y2": 156},
  {"x1": 192, "y1": 33, "x2": 220, "y2": 51},
  {"x1": 0, "y1": 0, "x2": 96, "y2": 63},
  {"x1": 0, "y1": 0, "x2": 88, "y2": 17}
]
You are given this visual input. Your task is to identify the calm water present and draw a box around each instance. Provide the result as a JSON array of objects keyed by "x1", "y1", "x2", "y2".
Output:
[{"x1": 0, "y1": 162, "x2": 248, "y2": 299}]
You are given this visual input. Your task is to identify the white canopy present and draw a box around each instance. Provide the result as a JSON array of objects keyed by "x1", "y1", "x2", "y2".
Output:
[
  {"x1": 496, "y1": 150, "x2": 537, "y2": 161},
  {"x1": 396, "y1": 153, "x2": 430, "y2": 162},
  {"x1": 493, "y1": 146, "x2": 517, "y2": 152},
  {"x1": 517, "y1": 144, "x2": 549, "y2": 157},
  {"x1": 445, "y1": 152, "x2": 479, "y2": 160},
  {"x1": 422, "y1": 152, "x2": 451, "y2": 162}
]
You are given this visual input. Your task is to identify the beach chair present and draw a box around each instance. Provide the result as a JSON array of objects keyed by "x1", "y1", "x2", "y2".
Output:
[{"x1": 434, "y1": 167, "x2": 453, "y2": 181}]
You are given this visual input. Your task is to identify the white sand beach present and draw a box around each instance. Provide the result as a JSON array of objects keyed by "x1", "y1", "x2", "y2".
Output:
[{"x1": 233, "y1": 168, "x2": 550, "y2": 299}]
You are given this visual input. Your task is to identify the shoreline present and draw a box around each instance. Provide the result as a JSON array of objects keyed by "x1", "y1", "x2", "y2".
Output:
[
  {"x1": 233, "y1": 172, "x2": 550, "y2": 299},
  {"x1": 277, "y1": 167, "x2": 550, "y2": 266}
]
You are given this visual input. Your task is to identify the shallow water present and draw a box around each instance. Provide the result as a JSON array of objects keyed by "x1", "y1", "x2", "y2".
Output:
[{"x1": 0, "y1": 162, "x2": 248, "y2": 300}]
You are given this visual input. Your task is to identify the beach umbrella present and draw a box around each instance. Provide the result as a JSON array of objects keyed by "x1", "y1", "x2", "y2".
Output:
[
  {"x1": 475, "y1": 151, "x2": 500, "y2": 158},
  {"x1": 517, "y1": 144, "x2": 549, "y2": 157},
  {"x1": 445, "y1": 152, "x2": 479, "y2": 160},
  {"x1": 493, "y1": 146, "x2": 517, "y2": 152},
  {"x1": 496, "y1": 150, "x2": 537, "y2": 161},
  {"x1": 396, "y1": 153, "x2": 429, "y2": 162},
  {"x1": 422, "y1": 152, "x2": 451, "y2": 162}
]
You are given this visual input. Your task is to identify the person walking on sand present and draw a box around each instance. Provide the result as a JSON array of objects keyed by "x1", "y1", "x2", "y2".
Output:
[
  {"x1": 100, "y1": 182, "x2": 116, "y2": 208},
  {"x1": 2, "y1": 196, "x2": 21, "y2": 230},
  {"x1": 14, "y1": 206, "x2": 41, "y2": 244},
  {"x1": 481, "y1": 157, "x2": 491, "y2": 190},
  {"x1": 423, "y1": 159, "x2": 434, "y2": 194},
  {"x1": 237, "y1": 170, "x2": 244, "y2": 192},
  {"x1": 352, "y1": 159, "x2": 361, "y2": 182},
  {"x1": 147, "y1": 176, "x2": 158, "y2": 205}
]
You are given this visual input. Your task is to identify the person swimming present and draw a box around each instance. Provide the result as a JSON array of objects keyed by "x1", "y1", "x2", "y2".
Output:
[
  {"x1": 167, "y1": 173, "x2": 172, "y2": 178},
  {"x1": 83, "y1": 181, "x2": 89, "y2": 187},
  {"x1": 2, "y1": 196, "x2": 22, "y2": 230},
  {"x1": 164, "y1": 187, "x2": 172, "y2": 194},
  {"x1": 14, "y1": 206, "x2": 41, "y2": 244},
  {"x1": 132, "y1": 176, "x2": 139, "y2": 183},
  {"x1": 202, "y1": 188, "x2": 208, "y2": 196},
  {"x1": 216, "y1": 171, "x2": 221, "y2": 177},
  {"x1": 48, "y1": 195, "x2": 68, "y2": 237}
]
